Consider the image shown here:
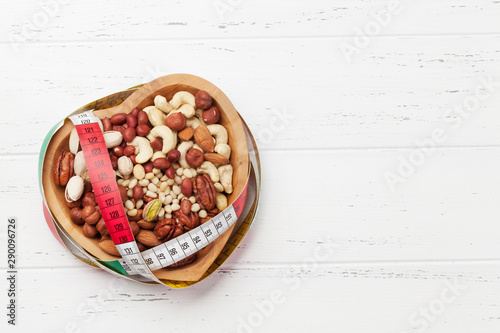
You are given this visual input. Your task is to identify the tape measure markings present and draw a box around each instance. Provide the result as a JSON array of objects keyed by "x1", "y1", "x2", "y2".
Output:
[{"x1": 70, "y1": 111, "x2": 159, "y2": 282}]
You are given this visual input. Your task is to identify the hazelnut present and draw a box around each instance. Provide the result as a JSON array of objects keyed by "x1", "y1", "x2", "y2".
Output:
[
  {"x1": 165, "y1": 113, "x2": 186, "y2": 131},
  {"x1": 185, "y1": 148, "x2": 204, "y2": 168},
  {"x1": 70, "y1": 207, "x2": 84, "y2": 225},
  {"x1": 202, "y1": 106, "x2": 220, "y2": 125},
  {"x1": 195, "y1": 90, "x2": 212, "y2": 110},
  {"x1": 83, "y1": 223, "x2": 99, "y2": 238},
  {"x1": 96, "y1": 218, "x2": 109, "y2": 236},
  {"x1": 66, "y1": 198, "x2": 82, "y2": 208},
  {"x1": 81, "y1": 205, "x2": 101, "y2": 225},
  {"x1": 82, "y1": 192, "x2": 96, "y2": 207}
]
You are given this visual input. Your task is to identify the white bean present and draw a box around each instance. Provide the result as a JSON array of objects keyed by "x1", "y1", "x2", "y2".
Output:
[
  {"x1": 176, "y1": 167, "x2": 184, "y2": 176},
  {"x1": 139, "y1": 179, "x2": 149, "y2": 187},
  {"x1": 165, "y1": 213, "x2": 172, "y2": 219},
  {"x1": 148, "y1": 183, "x2": 158, "y2": 192},
  {"x1": 136, "y1": 199, "x2": 144, "y2": 209},
  {"x1": 172, "y1": 199, "x2": 179, "y2": 205},
  {"x1": 158, "y1": 208, "x2": 165, "y2": 218},
  {"x1": 171, "y1": 203, "x2": 181, "y2": 211},
  {"x1": 121, "y1": 179, "x2": 130, "y2": 187},
  {"x1": 117, "y1": 179, "x2": 125, "y2": 186},
  {"x1": 124, "y1": 200, "x2": 134, "y2": 210},
  {"x1": 164, "y1": 195, "x2": 173, "y2": 204},
  {"x1": 174, "y1": 176, "x2": 182, "y2": 185},
  {"x1": 160, "y1": 182, "x2": 168, "y2": 192},
  {"x1": 153, "y1": 168, "x2": 161, "y2": 175},
  {"x1": 152, "y1": 177, "x2": 160, "y2": 185},
  {"x1": 146, "y1": 191, "x2": 157, "y2": 198},
  {"x1": 191, "y1": 203, "x2": 200, "y2": 212},
  {"x1": 172, "y1": 185, "x2": 181, "y2": 195},
  {"x1": 165, "y1": 205, "x2": 172, "y2": 214},
  {"x1": 167, "y1": 178, "x2": 175, "y2": 186},
  {"x1": 177, "y1": 193, "x2": 185, "y2": 201},
  {"x1": 128, "y1": 178, "x2": 138, "y2": 189},
  {"x1": 183, "y1": 169, "x2": 193, "y2": 178},
  {"x1": 127, "y1": 189, "x2": 133, "y2": 197},
  {"x1": 127, "y1": 209, "x2": 138, "y2": 217},
  {"x1": 145, "y1": 172, "x2": 155, "y2": 180},
  {"x1": 160, "y1": 175, "x2": 168, "y2": 181}
]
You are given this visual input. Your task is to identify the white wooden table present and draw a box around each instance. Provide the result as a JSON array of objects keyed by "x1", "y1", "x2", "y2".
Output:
[{"x1": 1, "y1": 1, "x2": 500, "y2": 332}]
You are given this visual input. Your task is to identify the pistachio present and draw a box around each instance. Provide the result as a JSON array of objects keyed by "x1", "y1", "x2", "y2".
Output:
[
  {"x1": 69, "y1": 127, "x2": 80, "y2": 155},
  {"x1": 142, "y1": 199, "x2": 162, "y2": 222},
  {"x1": 74, "y1": 151, "x2": 87, "y2": 176},
  {"x1": 65, "y1": 176, "x2": 84, "y2": 202},
  {"x1": 103, "y1": 131, "x2": 123, "y2": 148},
  {"x1": 117, "y1": 156, "x2": 133, "y2": 176}
]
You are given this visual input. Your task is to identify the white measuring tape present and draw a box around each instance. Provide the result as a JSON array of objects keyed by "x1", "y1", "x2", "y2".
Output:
[{"x1": 69, "y1": 111, "x2": 248, "y2": 281}]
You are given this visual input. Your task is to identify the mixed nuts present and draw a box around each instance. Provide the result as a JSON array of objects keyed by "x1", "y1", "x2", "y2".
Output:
[{"x1": 55, "y1": 90, "x2": 234, "y2": 268}]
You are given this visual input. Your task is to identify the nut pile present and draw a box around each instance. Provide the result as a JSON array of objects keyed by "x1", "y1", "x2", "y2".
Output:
[{"x1": 54, "y1": 90, "x2": 234, "y2": 268}]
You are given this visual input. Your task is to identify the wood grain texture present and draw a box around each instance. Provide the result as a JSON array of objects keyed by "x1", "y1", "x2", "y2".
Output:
[{"x1": 1, "y1": 0, "x2": 500, "y2": 331}]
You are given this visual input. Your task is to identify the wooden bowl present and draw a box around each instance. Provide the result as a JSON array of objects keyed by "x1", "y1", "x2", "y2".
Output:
[{"x1": 42, "y1": 74, "x2": 249, "y2": 281}]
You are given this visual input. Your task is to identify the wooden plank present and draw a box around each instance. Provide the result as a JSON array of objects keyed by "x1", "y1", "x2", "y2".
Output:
[
  {"x1": 1, "y1": 37, "x2": 500, "y2": 154},
  {"x1": 1, "y1": 263, "x2": 499, "y2": 332},
  {"x1": 1, "y1": 0, "x2": 499, "y2": 43},
  {"x1": 3, "y1": 147, "x2": 500, "y2": 268}
]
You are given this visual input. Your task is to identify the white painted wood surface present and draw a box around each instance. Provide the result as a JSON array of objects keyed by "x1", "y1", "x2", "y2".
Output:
[{"x1": 1, "y1": 1, "x2": 500, "y2": 332}]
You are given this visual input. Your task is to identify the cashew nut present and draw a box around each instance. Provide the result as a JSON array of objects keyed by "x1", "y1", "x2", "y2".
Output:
[
  {"x1": 118, "y1": 156, "x2": 134, "y2": 176},
  {"x1": 129, "y1": 137, "x2": 153, "y2": 164},
  {"x1": 215, "y1": 192, "x2": 228, "y2": 211},
  {"x1": 174, "y1": 104, "x2": 196, "y2": 118},
  {"x1": 151, "y1": 151, "x2": 166, "y2": 162},
  {"x1": 186, "y1": 117, "x2": 202, "y2": 129},
  {"x1": 197, "y1": 161, "x2": 219, "y2": 183},
  {"x1": 149, "y1": 125, "x2": 177, "y2": 154},
  {"x1": 214, "y1": 144, "x2": 231, "y2": 159},
  {"x1": 177, "y1": 141, "x2": 194, "y2": 169},
  {"x1": 207, "y1": 124, "x2": 228, "y2": 145},
  {"x1": 154, "y1": 95, "x2": 173, "y2": 113},
  {"x1": 195, "y1": 108, "x2": 206, "y2": 123},
  {"x1": 169, "y1": 91, "x2": 195, "y2": 109},
  {"x1": 144, "y1": 106, "x2": 166, "y2": 126},
  {"x1": 103, "y1": 131, "x2": 123, "y2": 148},
  {"x1": 218, "y1": 165, "x2": 233, "y2": 194}
]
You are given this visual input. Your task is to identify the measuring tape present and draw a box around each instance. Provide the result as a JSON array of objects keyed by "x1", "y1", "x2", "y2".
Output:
[{"x1": 69, "y1": 111, "x2": 249, "y2": 281}]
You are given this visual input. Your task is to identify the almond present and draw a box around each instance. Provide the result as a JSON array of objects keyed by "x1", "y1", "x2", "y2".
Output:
[
  {"x1": 194, "y1": 125, "x2": 215, "y2": 152},
  {"x1": 136, "y1": 229, "x2": 161, "y2": 247},
  {"x1": 99, "y1": 239, "x2": 121, "y2": 257},
  {"x1": 204, "y1": 153, "x2": 230, "y2": 165},
  {"x1": 178, "y1": 127, "x2": 194, "y2": 141}
]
